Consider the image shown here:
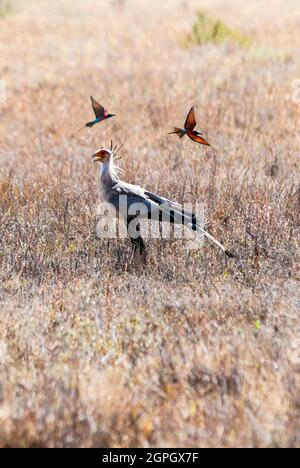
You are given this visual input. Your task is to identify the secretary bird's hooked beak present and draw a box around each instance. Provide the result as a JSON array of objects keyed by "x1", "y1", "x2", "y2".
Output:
[
  {"x1": 92, "y1": 143, "x2": 125, "y2": 163},
  {"x1": 92, "y1": 149, "x2": 111, "y2": 163}
]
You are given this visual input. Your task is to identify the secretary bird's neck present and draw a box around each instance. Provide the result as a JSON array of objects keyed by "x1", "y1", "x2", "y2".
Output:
[{"x1": 100, "y1": 155, "x2": 119, "y2": 188}]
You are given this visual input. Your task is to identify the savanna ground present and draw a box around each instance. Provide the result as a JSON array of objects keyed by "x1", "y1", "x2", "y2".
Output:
[{"x1": 0, "y1": 0, "x2": 300, "y2": 448}]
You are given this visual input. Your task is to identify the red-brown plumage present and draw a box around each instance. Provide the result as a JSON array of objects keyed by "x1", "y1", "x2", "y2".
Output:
[
  {"x1": 169, "y1": 107, "x2": 211, "y2": 147},
  {"x1": 186, "y1": 129, "x2": 210, "y2": 146}
]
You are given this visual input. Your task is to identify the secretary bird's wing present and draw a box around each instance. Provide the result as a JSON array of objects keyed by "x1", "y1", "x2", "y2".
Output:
[
  {"x1": 144, "y1": 190, "x2": 196, "y2": 226},
  {"x1": 112, "y1": 182, "x2": 151, "y2": 201},
  {"x1": 108, "y1": 182, "x2": 160, "y2": 218},
  {"x1": 144, "y1": 190, "x2": 181, "y2": 207},
  {"x1": 108, "y1": 185, "x2": 233, "y2": 257},
  {"x1": 145, "y1": 190, "x2": 233, "y2": 257}
]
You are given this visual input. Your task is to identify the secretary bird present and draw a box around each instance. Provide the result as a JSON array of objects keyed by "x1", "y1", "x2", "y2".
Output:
[{"x1": 92, "y1": 144, "x2": 234, "y2": 260}]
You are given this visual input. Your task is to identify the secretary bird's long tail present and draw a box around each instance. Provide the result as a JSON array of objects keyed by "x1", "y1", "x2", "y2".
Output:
[{"x1": 159, "y1": 201, "x2": 234, "y2": 258}]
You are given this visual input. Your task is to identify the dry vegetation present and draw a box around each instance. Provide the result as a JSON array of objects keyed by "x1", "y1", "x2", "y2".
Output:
[{"x1": 0, "y1": 0, "x2": 300, "y2": 448}]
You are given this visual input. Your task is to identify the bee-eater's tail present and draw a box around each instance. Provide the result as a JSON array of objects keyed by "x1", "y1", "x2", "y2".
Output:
[
  {"x1": 168, "y1": 127, "x2": 186, "y2": 139},
  {"x1": 76, "y1": 121, "x2": 95, "y2": 132}
]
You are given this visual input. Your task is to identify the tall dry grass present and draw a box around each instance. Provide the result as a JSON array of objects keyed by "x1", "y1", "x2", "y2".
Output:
[{"x1": 0, "y1": 0, "x2": 299, "y2": 447}]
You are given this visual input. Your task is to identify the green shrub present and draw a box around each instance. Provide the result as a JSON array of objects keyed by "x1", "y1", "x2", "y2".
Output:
[
  {"x1": 0, "y1": 0, "x2": 11, "y2": 17},
  {"x1": 185, "y1": 11, "x2": 252, "y2": 48}
]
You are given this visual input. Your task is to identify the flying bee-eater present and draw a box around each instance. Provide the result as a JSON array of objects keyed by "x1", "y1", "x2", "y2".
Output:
[
  {"x1": 81, "y1": 96, "x2": 116, "y2": 129},
  {"x1": 169, "y1": 106, "x2": 210, "y2": 146}
]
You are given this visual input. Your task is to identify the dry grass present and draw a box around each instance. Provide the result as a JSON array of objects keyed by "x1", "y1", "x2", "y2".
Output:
[{"x1": 0, "y1": 0, "x2": 300, "y2": 448}]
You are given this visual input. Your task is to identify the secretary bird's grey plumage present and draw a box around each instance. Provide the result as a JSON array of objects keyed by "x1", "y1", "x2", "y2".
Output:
[{"x1": 92, "y1": 144, "x2": 234, "y2": 259}]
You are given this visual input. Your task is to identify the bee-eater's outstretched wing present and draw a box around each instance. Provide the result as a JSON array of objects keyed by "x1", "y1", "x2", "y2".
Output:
[
  {"x1": 90, "y1": 96, "x2": 106, "y2": 119},
  {"x1": 184, "y1": 106, "x2": 197, "y2": 131},
  {"x1": 188, "y1": 132, "x2": 211, "y2": 146}
]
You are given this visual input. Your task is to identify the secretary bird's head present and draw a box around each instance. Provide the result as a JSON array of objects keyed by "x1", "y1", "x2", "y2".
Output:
[
  {"x1": 92, "y1": 141, "x2": 124, "y2": 163},
  {"x1": 92, "y1": 148, "x2": 111, "y2": 163}
]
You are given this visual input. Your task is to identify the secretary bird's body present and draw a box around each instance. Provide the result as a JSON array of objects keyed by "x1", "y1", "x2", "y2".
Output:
[{"x1": 93, "y1": 146, "x2": 234, "y2": 259}]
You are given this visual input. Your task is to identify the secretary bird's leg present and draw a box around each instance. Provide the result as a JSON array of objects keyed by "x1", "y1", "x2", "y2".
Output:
[
  {"x1": 127, "y1": 218, "x2": 147, "y2": 264},
  {"x1": 136, "y1": 224, "x2": 146, "y2": 262}
]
